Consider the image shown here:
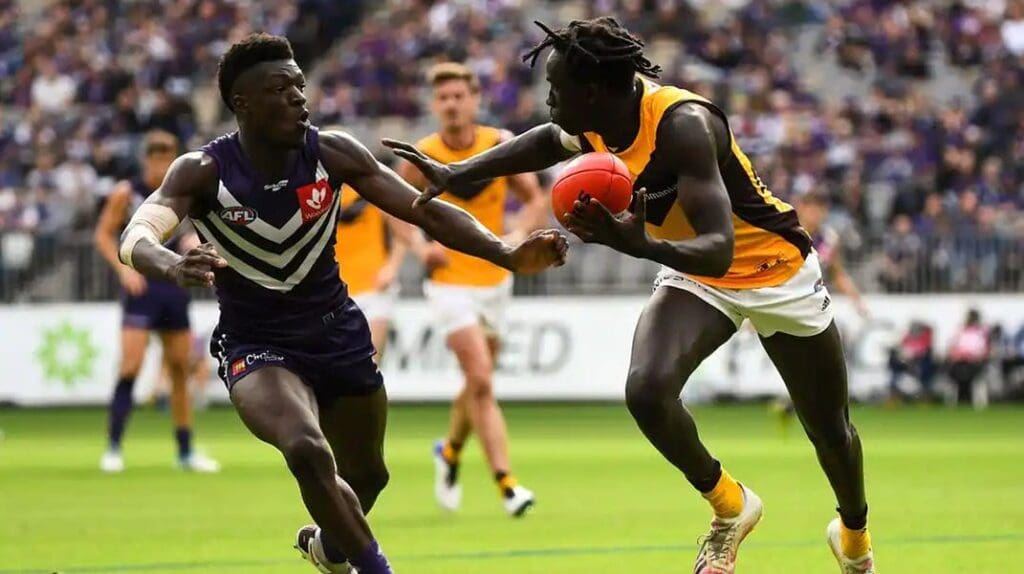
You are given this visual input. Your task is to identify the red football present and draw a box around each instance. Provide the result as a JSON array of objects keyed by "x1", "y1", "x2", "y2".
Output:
[{"x1": 551, "y1": 152, "x2": 634, "y2": 227}]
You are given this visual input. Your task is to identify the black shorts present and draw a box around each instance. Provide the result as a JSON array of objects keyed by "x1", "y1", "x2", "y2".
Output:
[
  {"x1": 211, "y1": 299, "x2": 380, "y2": 403},
  {"x1": 121, "y1": 281, "x2": 190, "y2": 331}
]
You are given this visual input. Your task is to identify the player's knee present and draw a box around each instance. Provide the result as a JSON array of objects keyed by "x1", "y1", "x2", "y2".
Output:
[
  {"x1": 805, "y1": 418, "x2": 854, "y2": 452},
  {"x1": 281, "y1": 432, "x2": 334, "y2": 480},
  {"x1": 463, "y1": 371, "x2": 495, "y2": 402},
  {"x1": 350, "y1": 463, "x2": 390, "y2": 496},
  {"x1": 119, "y1": 357, "x2": 143, "y2": 378},
  {"x1": 625, "y1": 363, "x2": 682, "y2": 414},
  {"x1": 165, "y1": 361, "x2": 190, "y2": 385}
]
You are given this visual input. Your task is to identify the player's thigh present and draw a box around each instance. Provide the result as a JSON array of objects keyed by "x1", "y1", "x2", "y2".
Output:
[
  {"x1": 319, "y1": 385, "x2": 388, "y2": 480},
  {"x1": 230, "y1": 366, "x2": 321, "y2": 449},
  {"x1": 119, "y1": 327, "x2": 150, "y2": 376},
  {"x1": 485, "y1": 331, "x2": 500, "y2": 361},
  {"x1": 759, "y1": 321, "x2": 850, "y2": 430},
  {"x1": 447, "y1": 323, "x2": 494, "y2": 384},
  {"x1": 628, "y1": 287, "x2": 737, "y2": 393}
]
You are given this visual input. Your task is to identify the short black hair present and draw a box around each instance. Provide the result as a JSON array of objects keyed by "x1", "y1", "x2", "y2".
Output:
[
  {"x1": 523, "y1": 18, "x2": 661, "y2": 94},
  {"x1": 217, "y1": 33, "x2": 295, "y2": 112}
]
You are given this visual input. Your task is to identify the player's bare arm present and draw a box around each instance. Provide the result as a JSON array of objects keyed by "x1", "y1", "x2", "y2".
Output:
[
  {"x1": 95, "y1": 180, "x2": 148, "y2": 296},
  {"x1": 375, "y1": 214, "x2": 410, "y2": 290},
  {"x1": 383, "y1": 122, "x2": 576, "y2": 206},
  {"x1": 118, "y1": 152, "x2": 227, "y2": 287},
  {"x1": 500, "y1": 130, "x2": 550, "y2": 243},
  {"x1": 393, "y1": 160, "x2": 450, "y2": 270},
  {"x1": 320, "y1": 130, "x2": 568, "y2": 274},
  {"x1": 829, "y1": 247, "x2": 869, "y2": 316},
  {"x1": 565, "y1": 104, "x2": 735, "y2": 277}
]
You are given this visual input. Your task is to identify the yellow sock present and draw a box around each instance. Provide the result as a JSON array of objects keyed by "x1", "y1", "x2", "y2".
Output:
[
  {"x1": 441, "y1": 442, "x2": 460, "y2": 465},
  {"x1": 496, "y1": 473, "x2": 518, "y2": 494},
  {"x1": 840, "y1": 521, "x2": 872, "y2": 558},
  {"x1": 702, "y1": 469, "x2": 744, "y2": 519}
]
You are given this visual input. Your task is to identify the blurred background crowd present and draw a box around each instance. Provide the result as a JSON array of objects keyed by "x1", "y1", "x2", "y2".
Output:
[{"x1": 1, "y1": 0, "x2": 1023, "y2": 302}]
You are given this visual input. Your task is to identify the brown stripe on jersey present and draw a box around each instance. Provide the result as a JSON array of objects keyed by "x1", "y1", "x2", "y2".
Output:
[
  {"x1": 657, "y1": 97, "x2": 812, "y2": 258},
  {"x1": 720, "y1": 158, "x2": 812, "y2": 258}
]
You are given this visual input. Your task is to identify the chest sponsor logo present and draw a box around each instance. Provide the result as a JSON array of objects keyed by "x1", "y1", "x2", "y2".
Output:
[
  {"x1": 264, "y1": 179, "x2": 289, "y2": 192},
  {"x1": 296, "y1": 179, "x2": 334, "y2": 222},
  {"x1": 219, "y1": 206, "x2": 258, "y2": 225},
  {"x1": 640, "y1": 184, "x2": 677, "y2": 226}
]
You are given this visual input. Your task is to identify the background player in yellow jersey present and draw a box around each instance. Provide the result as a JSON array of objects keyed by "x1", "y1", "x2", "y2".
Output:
[
  {"x1": 386, "y1": 18, "x2": 875, "y2": 573},
  {"x1": 396, "y1": 63, "x2": 548, "y2": 517},
  {"x1": 335, "y1": 184, "x2": 409, "y2": 359}
]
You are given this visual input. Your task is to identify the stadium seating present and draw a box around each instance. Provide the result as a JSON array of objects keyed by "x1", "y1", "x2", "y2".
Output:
[{"x1": 1, "y1": 0, "x2": 1022, "y2": 302}]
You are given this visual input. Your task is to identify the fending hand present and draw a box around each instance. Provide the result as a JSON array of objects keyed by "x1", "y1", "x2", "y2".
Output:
[
  {"x1": 382, "y1": 138, "x2": 455, "y2": 208},
  {"x1": 509, "y1": 229, "x2": 569, "y2": 274},
  {"x1": 170, "y1": 243, "x2": 227, "y2": 288}
]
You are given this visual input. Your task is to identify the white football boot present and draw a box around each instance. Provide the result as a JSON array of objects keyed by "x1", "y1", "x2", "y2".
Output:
[
  {"x1": 433, "y1": 439, "x2": 462, "y2": 511},
  {"x1": 100, "y1": 449, "x2": 125, "y2": 473},
  {"x1": 295, "y1": 525, "x2": 354, "y2": 574},
  {"x1": 502, "y1": 485, "x2": 535, "y2": 518},
  {"x1": 692, "y1": 485, "x2": 763, "y2": 574},
  {"x1": 827, "y1": 518, "x2": 876, "y2": 573},
  {"x1": 178, "y1": 451, "x2": 221, "y2": 473}
]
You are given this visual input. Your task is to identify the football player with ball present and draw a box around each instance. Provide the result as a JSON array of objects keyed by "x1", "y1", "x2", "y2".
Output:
[{"x1": 386, "y1": 17, "x2": 876, "y2": 574}]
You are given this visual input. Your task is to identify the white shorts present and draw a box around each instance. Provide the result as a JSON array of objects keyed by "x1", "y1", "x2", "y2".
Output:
[
  {"x1": 423, "y1": 277, "x2": 512, "y2": 337},
  {"x1": 351, "y1": 285, "x2": 398, "y2": 323},
  {"x1": 654, "y1": 252, "x2": 834, "y2": 338}
]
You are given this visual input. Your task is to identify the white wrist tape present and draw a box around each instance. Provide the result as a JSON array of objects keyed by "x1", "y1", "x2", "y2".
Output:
[
  {"x1": 558, "y1": 129, "x2": 583, "y2": 153},
  {"x1": 119, "y1": 204, "x2": 181, "y2": 268}
]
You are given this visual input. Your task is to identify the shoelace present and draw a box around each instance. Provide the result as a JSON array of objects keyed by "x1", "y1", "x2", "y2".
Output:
[
  {"x1": 843, "y1": 559, "x2": 874, "y2": 574},
  {"x1": 697, "y1": 521, "x2": 738, "y2": 566}
]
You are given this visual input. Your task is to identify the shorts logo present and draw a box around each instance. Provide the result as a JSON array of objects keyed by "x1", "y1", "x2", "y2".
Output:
[
  {"x1": 231, "y1": 359, "x2": 246, "y2": 376},
  {"x1": 296, "y1": 179, "x2": 334, "y2": 222},
  {"x1": 219, "y1": 207, "x2": 258, "y2": 225},
  {"x1": 757, "y1": 257, "x2": 788, "y2": 273},
  {"x1": 245, "y1": 351, "x2": 285, "y2": 365},
  {"x1": 821, "y1": 295, "x2": 832, "y2": 311}
]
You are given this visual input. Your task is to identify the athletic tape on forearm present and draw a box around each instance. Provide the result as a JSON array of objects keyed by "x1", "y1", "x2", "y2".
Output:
[
  {"x1": 558, "y1": 129, "x2": 582, "y2": 152},
  {"x1": 118, "y1": 204, "x2": 181, "y2": 268}
]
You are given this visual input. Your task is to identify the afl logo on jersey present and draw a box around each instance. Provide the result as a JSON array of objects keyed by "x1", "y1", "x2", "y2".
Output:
[
  {"x1": 219, "y1": 206, "x2": 258, "y2": 225},
  {"x1": 297, "y1": 179, "x2": 334, "y2": 222}
]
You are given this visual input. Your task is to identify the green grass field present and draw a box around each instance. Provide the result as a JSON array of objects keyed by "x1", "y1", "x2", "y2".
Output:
[{"x1": 2, "y1": 403, "x2": 1022, "y2": 573}]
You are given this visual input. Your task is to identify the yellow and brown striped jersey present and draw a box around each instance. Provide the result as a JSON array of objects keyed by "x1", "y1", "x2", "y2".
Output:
[
  {"x1": 416, "y1": 126, "x2": 510, "y2": 287},
  {"x1": 334, "y1": 185, "x2": 388, "y2": 296},
  {"x1": 580, "y1": 79, "x2": 811, "y2": 289}
]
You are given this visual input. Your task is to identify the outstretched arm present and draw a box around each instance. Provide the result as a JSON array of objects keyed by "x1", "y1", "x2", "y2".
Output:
[
  {"x1": 565, "y1": 105, "x2": 734, "y2": 277},
  {"x1": 501, "y1": 130, "x2": 551, "y2": 243},
  {"x1": 118, "y1": 152, "x2": 226, "y2": 286},
  {"x1": 383, "y1": 123, "x2": 577, "y2": 206},
  {"x1": 321, "y1": 131, "x2": 567, "y2": 274}
]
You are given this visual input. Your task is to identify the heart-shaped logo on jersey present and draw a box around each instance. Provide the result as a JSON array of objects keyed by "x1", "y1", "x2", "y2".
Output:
[
  {"x1": 296, "y1": 179, "x2": 334, "y2": 222},
  {"x1": 306, "y1": 187, "x2": 325, "y2": 210}
]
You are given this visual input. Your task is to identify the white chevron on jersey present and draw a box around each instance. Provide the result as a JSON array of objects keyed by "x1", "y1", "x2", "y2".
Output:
[
  {"x1": 192, "y1": 161, "x2": 338, "y2": 292},
  {"x1": 212, "y1": 162, "x2": 330, "y2": 242}
]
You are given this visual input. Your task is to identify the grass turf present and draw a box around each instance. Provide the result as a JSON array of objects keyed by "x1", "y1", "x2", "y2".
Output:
[{"x1": 1, "y1": 403, "x2": 1022, "y2": 573}]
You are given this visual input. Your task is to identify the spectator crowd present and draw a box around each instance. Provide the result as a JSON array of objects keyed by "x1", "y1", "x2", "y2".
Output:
[
  {"x1": 1, "y1": 0, "x2": 1023, "y2": 300},
  {"x1": 888, "y1": 309, "x2": 1024, "y2": 406}
]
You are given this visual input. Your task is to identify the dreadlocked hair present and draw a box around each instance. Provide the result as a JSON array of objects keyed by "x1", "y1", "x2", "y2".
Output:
[{"x1": 522, "y1": 18, "x2": 661, "y2": 93}]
